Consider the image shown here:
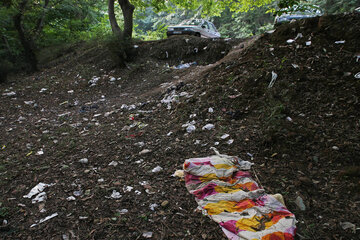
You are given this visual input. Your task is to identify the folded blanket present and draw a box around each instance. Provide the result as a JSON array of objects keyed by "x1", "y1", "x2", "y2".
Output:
[{"x1": 183, "y1": 152, "x2": 296, "y2": 240}]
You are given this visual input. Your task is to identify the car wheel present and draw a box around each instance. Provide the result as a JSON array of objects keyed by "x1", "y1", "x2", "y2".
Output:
[{"x1": 195, "y1": 32, "x2": 201, "y2": 37}]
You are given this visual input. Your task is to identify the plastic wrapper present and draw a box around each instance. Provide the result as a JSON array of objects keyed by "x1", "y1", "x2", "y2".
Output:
[{"x1": 183, "y1": 152, "x2": 296, "y2": 240}]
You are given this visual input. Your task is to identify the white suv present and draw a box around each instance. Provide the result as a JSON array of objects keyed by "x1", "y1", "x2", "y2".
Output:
[{"x1": 167, "y1": 19, "x2": 220, "y2": 38}]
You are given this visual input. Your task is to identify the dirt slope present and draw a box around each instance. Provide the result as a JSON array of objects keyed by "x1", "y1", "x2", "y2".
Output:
[{"x1": 1, "y1": 13, "x2": 359, "y2": 240}]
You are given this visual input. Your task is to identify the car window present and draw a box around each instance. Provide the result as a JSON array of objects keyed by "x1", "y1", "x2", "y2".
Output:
[
  {"x1": 181, "y1": 19, "x2": 202, "y2": 26},
  {"x1": 209, "y1": 23, "x2": 216, "y2": 32},
  {"x1": 202, "y1": 22, "x2": 209, "y2": 29}
]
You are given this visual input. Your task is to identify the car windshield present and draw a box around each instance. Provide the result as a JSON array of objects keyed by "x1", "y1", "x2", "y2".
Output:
[{"x1": 180, "y1": 19, "x2": 203, "y2": 26}]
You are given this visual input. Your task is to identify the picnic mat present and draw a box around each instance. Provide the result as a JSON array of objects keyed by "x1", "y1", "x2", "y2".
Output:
[{"x1": 183, "y1": 151, "x2": 297, "y2": 240}]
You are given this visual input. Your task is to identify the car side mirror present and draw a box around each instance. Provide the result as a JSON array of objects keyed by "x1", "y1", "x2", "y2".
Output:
[{"x1": 201, "y1": 25, "x2": 206, "y2": 29}]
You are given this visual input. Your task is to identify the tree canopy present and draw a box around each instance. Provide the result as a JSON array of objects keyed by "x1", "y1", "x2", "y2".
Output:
[{"x1": 0, "y1": 0, "x2": 359, "y2": 75}]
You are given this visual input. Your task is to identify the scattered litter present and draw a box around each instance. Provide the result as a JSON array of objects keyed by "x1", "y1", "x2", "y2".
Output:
[
  {"x1": 79, "y1": 216, "x2": 88, "y2": 220},
  {"x1": 135, "y1": 159, "x2": 144, "y2": 164},
  {"x1": 173, "y1": 62, "x2": 197, "y2": 69},
  {"x1": 295, "y1": 33, "x2": 303, "y2": 39},
  {"x1": 117, "y1": 209, "x2": 129, "y2": 214},
  {"x1": 202, "y1": 124, "x2": 215, "y2": 130},
  {"x1": 214, "y1": 142, "x2": 219, "y2": 145},
  {"x1": 355, "y1": 72, "x2": 360, "y2": 79},
  {"x1": 167, "y1": 131, "x2": 173, "y2": 136},
  {"x1": 208, "y1": 107, "x2": 214, "y2": 113},
  {"x1": 142, "y1": 232, "x2": 153, "y2": 238},
  {"x1": 2, "y1": 91, "x2": 16, "y2": 96},
  {"x1": 30, "y1": 192, "x2": 46, "y2": 204},
  {"x1": 295, "y1": 196, "x2": 306, "y2": 211},
  {"x1": 220, "y1": 134, "x2": 229, "y2": 139},
  {"x1": 183, "y1": 152, "x2": 296, "y2": 239},
  {"x1": 292, "y1": 64, "x2": 299, "y2": 68},
  {"x1": 161, "y1": 200, "x2": 169, "y2": 207},
  {"x1": 306, "y1": 41, "x2": 312, "y2": 46},
  {"x1": 104, "y1": 111, "x2": 114, "y2": 117},
  {"x1": 335, "y1": 40, "x2": 345, "y2": 44},
  {"x1": 139, "y1": 149, "x2": 151, "y2": 155},
  {"x1": 79, "y1": 158, "x2": 88, "y2": 164},
  {"x1": 268, "y1": 71, "x2": 278, "y2": 88},
  {"x1": 332, "y1": 146, "x2": 339, "y2": 151},
  {"x1": 98, "y1": 178, "x2": 104, "y2": 183},
  {"x1": 30, "y1": 212, "x2": 58, "y2": 228},
  {"x1": 190, "y1": 113, "x2": 197, "y2": 118},
  {"x1": 24, "y1": 101, "x2": 35, "y2": 105},
  {"x1": 36, "y1": 150, "x2": 44, "y2": 155},
  {"x1": 23, "y1": 183, "x2": 54, "y2": 199},
  {"x1": 124, "y1": 186, "x2": 133, "y2": 192},
  {"x1": 135, "y1": 190, "x2": 141, "y2": 195},
  {"x1": 149, "y1": 203, "x2": 159, "y2": 211},
  {"x1": 286, "y1": 39, "x2": 295, "y2": 44},
  {"x1": 286, "y1": 116, "x2": 293, "y2": 122},
  {"x1": 109, "y1": 77, "x2": 116, "y2": 82},
  {"x1": 139, "y1": 181, "x2": 149, "y2": 186},
  {"x1": 134, "y1": 142, "x2": 145, "y2": 147},
  {"x1": 109, "y1": 190, "x2": 122, "y2": 199},
  {"x1": 108, "y1": 161, "x2": 118, "y2": 167},
  {"x1": 88, "y1": 76, "x2": 100, "y2": 87},
  {"x1": 151, "y1": 166, "x2": 163, "y2": 173},
  {"x1": 172, "y1": 170, "x2": 184, "y2": 178},
  {"x1": 340, "y1": 222, "x2": 356, "y2": 233},
  {"x1": 186, "y1": 124, "x2": 196, "y2": 133},
  {"x1": 226, "y1": 139, "x2": 234, "y2": 145},
  {"x1": 39, "y1": 88, "x2": 47, "y2": 93},
  {"x1": 66, "y1": 196, "x2": 76, "y2": 201},
  {"x1": 73, "y1": 190, "x2": 83, "y2": 197},
  {"x1": 67, "y1": 90, "x2": 74, "y2": 94}
]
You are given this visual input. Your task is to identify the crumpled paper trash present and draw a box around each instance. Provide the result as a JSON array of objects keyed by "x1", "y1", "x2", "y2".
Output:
[{"x1": 183, "y1": 151, "x2": 296, "y2": 240}]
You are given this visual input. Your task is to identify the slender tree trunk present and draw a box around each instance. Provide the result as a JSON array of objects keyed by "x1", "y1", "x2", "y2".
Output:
[
  {"x1": 13, "y1": 0, "x2": 38, "y2": 71},
  {"x1": 34, "y1": 0, "x2": 50, "y2": 37},
  {"x1": 118, "y1": 0, "x2": 135, "y2": 41},
  {"x1": 108, "y1": 0, "x2": 122, "y2": 36}
]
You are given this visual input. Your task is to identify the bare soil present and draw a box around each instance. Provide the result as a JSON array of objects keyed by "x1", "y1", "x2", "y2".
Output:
[{"x1": 1, "y1": 13, "x2": 359, "y2": 240}]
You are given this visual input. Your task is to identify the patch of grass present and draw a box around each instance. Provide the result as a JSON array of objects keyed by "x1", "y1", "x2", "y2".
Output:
[{"x1": 0, "y1": 206, "x2": 9, "y2": 218}]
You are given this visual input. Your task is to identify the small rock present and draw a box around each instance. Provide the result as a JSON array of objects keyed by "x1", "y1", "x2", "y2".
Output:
[{"x1": 332, "y1": 146, "x2": 339, "y2": 151}]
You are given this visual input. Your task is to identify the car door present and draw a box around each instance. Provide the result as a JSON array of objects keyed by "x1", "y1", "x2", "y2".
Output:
[
  {"x1": 208, "y1": 22, "x2": 220, "y2": 38},
  {"x1": 200, "y1": 21, "x2": 211, "y2": 38}
]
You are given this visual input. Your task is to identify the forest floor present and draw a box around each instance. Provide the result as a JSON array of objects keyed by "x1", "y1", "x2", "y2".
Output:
[{"x1": 1, "y1": 13, "x2": 360, "y2": 240}]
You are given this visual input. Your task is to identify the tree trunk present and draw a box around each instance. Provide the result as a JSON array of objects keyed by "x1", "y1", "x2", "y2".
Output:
[
  {"x1": 118, "y1": 0, "x2": 135, "y2": 41},
  {"x1": 108, "y1": 0, "x2": 122, "y2": 36},
  {"x1": 13, "y1": 0, "x2": 38, "y2": 71},
  {"x1": 34, "y1": 0, "x2": 50, "y2": 37}
]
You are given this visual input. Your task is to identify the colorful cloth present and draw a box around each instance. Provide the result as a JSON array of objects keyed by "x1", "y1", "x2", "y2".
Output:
[{"x1": 184, "y1": 153, "x2": 296, "y2": 240}]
